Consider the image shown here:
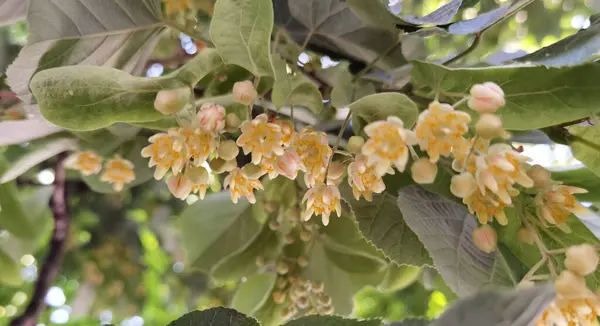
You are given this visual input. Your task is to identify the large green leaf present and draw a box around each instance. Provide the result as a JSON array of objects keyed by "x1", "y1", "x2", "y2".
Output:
[
  {"x1": 29, "y1": 49, "x2": 223, "y2": 131},
  {"x1": 285, "y1": 315, "x2": 382, "y2": 326},
  {"x1": 397, "y1": 186, "x2": 516, "y2": 297},
  {"x1": 81, "y1": 138, "x2": 154, "y2": 193},
  {"x1": 272, "y1": 57, "x2": 322, "y2": 113},
  {"x1": 515, "y1": 16, "x2": 600, "y2": 66},
  {"x1": 181, "y1": 192, "x2": 264, "y2": 273},
  {"x1": 447, "y1": 0, "x2": 535, "y2": 35},
  {"x1": 0, "y1": 119, "x2": 63, "y2": 147},
  {"x1": 7, "y1": 0, "x2": 163, "y2": 109},
  {"x1": 0, "y1": 0, "x2": 27, "y2": 27},
  {"x1": 330, "y1": 66, "x2": 376, "y2": 109},
  {"x1": 321, "y1": 212, "x2": 386, "y2": 262},
  {"x1": 379, "y1": 264, "x2": 422, "y2": 292},
  {"x1": 303, "y1": 242, "x2": 386, "y2": 315},
  {"x1": 210, "y1": 0, "x2": 274, "y2": 77},
  {"x1": 167, "y1": 307, "x2": 260, "y2": 326},
  {"x1": 0, "y1": 252, "x2": 22, "y2": 286},
  {"x1": 341, "y1": 186, "x2": 433, "y2": 267},
  {"x1": 348, "y1": 93, "x2": 419, "y2": 134},
  {"x1": 412, "y1": 61, "x2": 600, "y2": 130},
  {"x1": 1, "y1": 138, "x2": 77, "y2": 184},
  {"x1": 274, "y1": 0, "x2": 407, "y2": 71},
  {"x1": 551, "y1": 168, "x2": 600, "y2": 202},
  {"x1": 567, "y1": 125, "x2": 600, "y2": 177},
  {"x1": 430, "y1": 286, "x2": 554, "y2": 326},
  {"x1": 231, "y1": 273, "x2": 277, "y2": 316}
]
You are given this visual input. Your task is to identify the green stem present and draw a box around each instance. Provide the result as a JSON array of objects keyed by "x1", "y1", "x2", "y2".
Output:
[
  {"x1": 442, "y1": 33, "x2": 482, "y2": 66},
  {"x1": 353, "y1": 37, "x2": 403, "y2": 82},
  {"x1": 324, "y1": 112, "x2": 352, "y2": 181},
  {"x1": 248, "y1": 77, "x2": 261, "y2": 120}
]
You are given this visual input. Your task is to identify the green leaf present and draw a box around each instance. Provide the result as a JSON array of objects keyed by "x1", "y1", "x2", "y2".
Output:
[
  {"x1": 389, "y1": 320, "x2": 430, "y2": 326},
  {"x1": 447, "y1": 0, "x2": 535, "y2": 35},
  {"x1": 341, "y1": 186, "x2": 433, "y2": 267},
  {"x1": 412, "y1": 61, "x2": 600, "y2": 130},
  {"x1": 81, "y1": 139, "x2": 154, "y2": 193},
  {"x1": 0, "y1": 158, "x2": 36, "y2": 240},
  {"x1": 0, "y1": 119, "x2": 63, "y2": 147},
  {"x1": 0, "y1": 0, "x2": 27, "y2": 27},
  {"x1": 551, "y1": 168, "x2": 600, "y2": 201},
  {"x1": 0, "y1": 252, "x2": 22, "y2": 286},
  {"x1": 379, "y1": 264, "x2": 422, "y2": 292},
  {"x1": 304, "y1": 241, "x2": 386, "y2": 315},
  {"x1": 181, "y1": 192, "x2": 264, "y2": 273},
  {"x1": 29, "y1": 49, "x2": 222, "y2": 131},
  {"x1": 211, "y1": 226, "x2": 279, "y2": 284},
  {"x1": 231, "y1": 273, "x2": 277, "y2": 316},
  {"x1": 285, "y1": 315, "x2": 382, "y2": 326},
  {"x1": 348, "y1": 93, "x2": 419, "y2": 134},
  {"x1": 321, "y1": 211, "x2": 386, "y2": 262},
  {"x1": 430, "y1": 286, "x2": 554, "y2": 326},
  {"x1": 515, "y1": 15, "x2": 600, "y2": 66},
  {"x1": 7, "y1": 0, "x2": 164, "y2": 108},
  {"x1": 401, "y1": 0, "x2": 462, "y2": 25},
  {"x1": 397, "y1": 186, "x2": 516, "y2": 297},
  {"x1": 210, "y1": 0, "x2": 274, "y2": 77},
  {"x1": 1, "y1": 138, "x2": 77, "y2": 184},
  {"x1": 254, "y1": 297, "x2": 285, "y2": 326},
  {"x1": 346, "y1": 0, "x2": 411, "y2": 31},
  {"x1": 330, "y1": 67, "x2": 376, "y2": 109},
  {"x1": 567, "y1": 125, "x2": 600, "y2": 177},
  {"x1": 272, "y1": 57, "x2": 322, "y2": 113},
  {"x1": 274, "y1": 0, "x2": 407, "y2": 71},
  {"x1": 167, "y1": 307, "x2": 259, "y2": 326}
]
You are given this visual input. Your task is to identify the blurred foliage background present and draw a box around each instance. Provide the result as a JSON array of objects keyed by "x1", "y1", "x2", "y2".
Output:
[{"x1": 0, "y1": 0, "x2": 598, "y2": 325}]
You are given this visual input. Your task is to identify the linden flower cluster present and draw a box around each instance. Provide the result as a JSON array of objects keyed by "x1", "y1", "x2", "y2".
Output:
[
  {"x1": 65, "y1": 151, "x2": 135, "y2": 191},
  {"x1": 535, "y1": 244, "x2": 600, "y2": 326}
]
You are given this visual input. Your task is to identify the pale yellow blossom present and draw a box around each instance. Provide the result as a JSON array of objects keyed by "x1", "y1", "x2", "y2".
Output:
[
  {"x1": 166, "y1": 174, "x2": 193, "y2": 200},
  {"x1": 362, "y1": 116, "x2": 413, "y2": 176},
  {"x1": 171, "y1": 127, "x2": 217, "y2": 166},
  {"x1": 535, "y1": 185, "x2": 588, "y2": 232},
  {"x1": 463, "y1": 190, "x2": 513, "y2": 225},
  {"x1": 302, "y1": 183, "x2": 342, "y2": 226},
  {"x1": 274, "y1": 150, "x2": 305, "y2": 180},
  {"x1": 195, "y1": 103, "x2": 226, "y2": 133},
  {"x1": 273, "y1": 120, "x2": 294, "y2": 147},
  {"x1": 141, "y1": 132, "x2": 186, "y2": 180},
  {"x1": 237, "y1": 114, "x2": 285, "y2": 164},
  {"x1": 347, "y1": 155, "x2": 386, "y2": 201},
  {"x1": 224, "y1": 167, "x2": 264, "y2": 204},
  {"x1": 188, "y1": 166, "x2": 211, "y2": 200},
  {"x1": 415, "y1": 101, "x2": 471, "y2": 163},
  {"x1": 100, "y1": 155, "x2": 135, "y2": 192},
  {"x1": 291, "y1": 130, "x2": 332, "y2": 187},
  {"x1": 65, "y1": 151, "x2": 103, "y2": 176}
]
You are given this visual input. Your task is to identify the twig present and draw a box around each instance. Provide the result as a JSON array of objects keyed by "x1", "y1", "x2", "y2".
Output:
[
  {"x1": 11, "y1": 154, "x2": 70, "y2": 326},
  {"x1": 352, "y1": 37, "x2": 403, "y2": 82},
  {"x1": 324, "y1": 112, "x2": 352, "y2": 180},
  {"x1": 442, "y1": 33, "x2": 482, "y2": 66}
]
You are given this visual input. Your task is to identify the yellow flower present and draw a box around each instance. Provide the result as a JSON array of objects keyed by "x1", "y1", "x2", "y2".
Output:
[
  {"x1": 537, "y1": 298, "x2": 600, "y2": 326},
  {"x1": 362, "y1": 116, "x2": 413, "y2": 176},
  {"x1": 415, "y1": 101, "x2": 471, "y2": 163},
  {"x1": 473, "y1": 144, "x2": 533, "y2": 205},
  {"x1": 259, "y1": 156, "x2": 280, "y2": 180},
  {"x1": 535, "y1": 185, "x2": 588, "y2": 232},
  {"x1": 141, "y1": 132, "x2": 186, "y2": 180},
  {"x1": 188, "y1": 166, "x2": 211, "y2": 200},
  {"x1": 452, "y1": 137, "x2": 490, "y2": 172},
  {"x1": 64, "y1": 151, "x2": 103, "y2": 176},
  {"x1": 275, "y1": 150, "x2": 305, "y2": 180},
  {"x1": 302, "y1": 183, "x2": 342, "y2": 226},
  {"x1": 463, "y1": 190, "x2": 513, "y2": 225},
  {"x1": 171, "y1": 127, "x2": 217, "y2": 166},
  {"x1": 237, "y1": 114, "x2": 285, "y2": 164},
  {"x1": 224, "y1": 167, "x2": 264, "y2": 204},
  {"x1": 347, "y1": 155, "x2": 385, "y2": 201},
  {"x1": 291, "y1": 130, "x2": 332, "y2": 187},
  {"x1": 166, "y1": 174, "x2": 193, "y2": 200},
  {"x1": 273, "y1": 119, "x2": 294, "y2": 147},
  {"x1": 100, "y1": 155, "x2": 135, "y2": 192}
]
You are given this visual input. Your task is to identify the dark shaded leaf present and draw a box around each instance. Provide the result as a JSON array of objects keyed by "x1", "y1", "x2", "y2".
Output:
[
  {"x1": 285, "y1": 315, "x2": 382, "y2": 326},
  {"x1": 567, "y1": 125, "x2": 600, "y2": 177},
  {"x1": 388, "y1": 320, "x2": 429, "y2": 326},
  {"x1": 0, "y1": 0, "x2": 27, "y2": 27},
  {"x1": 167, "y1": 307, "x2": 259, "y2": 326},
  {"x1": 448, "y1": 6, "x2": 509, "y2": 35},
  {"x1": 397, "y1": 186, "x2": 516, "y2": 296},
  {"x1": 349, "y1": 93, "x2": 419, "y2": 134},
  {"x1": 402, "y1": 0, "x2": 462, "y2": 25}
]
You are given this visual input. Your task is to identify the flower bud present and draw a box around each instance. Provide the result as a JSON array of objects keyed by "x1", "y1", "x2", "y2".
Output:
[
  {"x1": 284, "y1": 234, "x2": 296, "y2": 245},
  {"x1": 269, "y1": 220, "x2": 280, "y2": 231},
  {"x1": 317, "y1": 294, "x2": 332, "y2": 307},
  {"x1": 472, "y1": 225, "x2": 497, "y2": 253},
  {"x1": 300, "y1": 230, "x2": 312, "y2": 242},
  {"x1": 273, "y1": 291, "x2": 287, "y2": 304},
  {"x1": 218, "y1": 140, "x2": 240, "y2": 161},
  {"x1": 411, "y1": 158, "x2": 438, "y2": 184},
  {"x1": 196, "y1": 103, "x2": 226, "y2": 133},
  {"x1": 326, "y1": 161, "x2": 346, "y2": 185},
  {"x1": 275, "y1": 150, "x2": 305, "y2": 180},
  {"x1": 347, "y1": 136, "x2": 365, "y2": 154},
  {"x1": 319, "y1": 305, "x2": 334, "y2": 315},
  {"x1": 565, "y1": 244, "x2": 599, "y2": 276},
  {"x1": 516, "y1": 280, "x2": 535, "y2": 290},
  {"x1": 295, "y1": 296, "x2": 309, "y2": 309},
  {"x1": 276, "y1": 261, "x2": 289, "y2": 275},
  {"x1": 166, "y1": 174, "x2": 193, "y2": 200},
  {"x1": 518, "y1": 227, "x2": 535, "y2": 245},
  {"x1": 154, "y1": 88, "x2": 188, "y2": 115},
  {"x1": 233, "y1": 80, "x2": 258, "y2": 105},
  {"x1": 450, "y1": 172, "x2": 477, "y2": 198},
  {"x1": 225, "y1": 113, "x2": 242, "y2": 132},
  {"x1": 527, "y1": 164, "x2": 551, "y2": 189},
  {"x1": 311, "y1": 281, "x2": 324, "y2": 293},
  {"x1": 555, "y1": 270, "x2": 587, "y2": 297},
  {"x1": 475, "y1": 114, "x2": 503, "y2": 139},
  {"x1": 242, "y1": 164, "x2": 266, "y2": 179},
  {"x1": 187, "y1": 166, "x2": 209, "y2": 185},
  {"x1": 276, "y1": 277, "x2": 287, "y2": 289},
  {"x1": 297, "y1": 256, "x2": 309, "y2": 268},
  {"x1": 209, "y1": 158, "x2": 237, "y2": 174},
  {"x1": 468, "y1": 82, "x2": 505, "y2": 114},
  {"x1": 255, "y1": 256, "x2": 265, "y2": 267}
]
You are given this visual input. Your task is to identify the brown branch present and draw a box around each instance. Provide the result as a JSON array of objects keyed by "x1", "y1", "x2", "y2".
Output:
[
  {"x1": 11, "y1": 154, "x2": 70, "y2": 326},
  {"x1": 442, "y1": 32, "x2": 482, "y2": 66}
]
